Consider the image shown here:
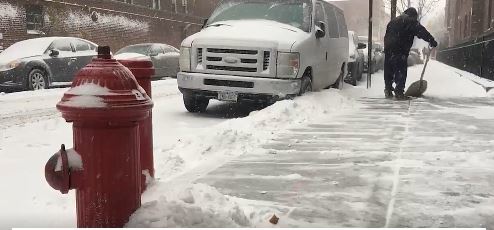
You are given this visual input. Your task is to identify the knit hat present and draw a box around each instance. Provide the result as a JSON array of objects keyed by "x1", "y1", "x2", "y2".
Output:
[{"x1": 404, "y1": 7, "x2": 418, "y2": 18}]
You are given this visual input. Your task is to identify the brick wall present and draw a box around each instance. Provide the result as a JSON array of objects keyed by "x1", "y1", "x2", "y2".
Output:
[
  {"x1": 445, "y1": 0, "x2": 494, "y2": 47},
  {"x1": 0, "y1": 0, "x2": 219, "y2": 51}
]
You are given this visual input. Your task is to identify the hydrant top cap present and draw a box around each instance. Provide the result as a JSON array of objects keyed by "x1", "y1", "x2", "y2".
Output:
[
  {"x1": 56, "y1": 47, "x2": 153, "y2": 121},
  {"x1": 97, "y1": 46, "x2": 112, "y2": 59}
]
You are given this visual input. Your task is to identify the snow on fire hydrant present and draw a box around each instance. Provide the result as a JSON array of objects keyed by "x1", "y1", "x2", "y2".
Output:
[{"x1": 44, "y1": 46, "x2": 153, "y2": 227}]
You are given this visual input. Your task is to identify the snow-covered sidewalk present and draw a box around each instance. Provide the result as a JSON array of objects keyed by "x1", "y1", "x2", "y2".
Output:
[{"x1": 128, "y1": 60, "x2": 494, "y2": 227}]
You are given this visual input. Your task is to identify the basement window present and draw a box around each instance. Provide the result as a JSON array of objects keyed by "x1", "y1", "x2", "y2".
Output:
[
  {"x1": 25, "y1": 5, "x2": 44, "y2": 34},
  {"x1": 153, "y1": 0, "x2": 161, "y2": 10}
]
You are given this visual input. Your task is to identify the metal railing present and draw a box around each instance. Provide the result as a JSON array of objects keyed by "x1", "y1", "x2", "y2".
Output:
[{"x1": 437, "y1": 33, "x2": 494, "y2": 81}]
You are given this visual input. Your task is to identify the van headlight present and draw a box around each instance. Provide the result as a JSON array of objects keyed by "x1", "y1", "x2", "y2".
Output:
[
  {"x1": 277, "y1": 52, "x2": 300, "y2": 78},
  {"x1": 179, "y1": 47, "x2": 191, "y2": 72}
]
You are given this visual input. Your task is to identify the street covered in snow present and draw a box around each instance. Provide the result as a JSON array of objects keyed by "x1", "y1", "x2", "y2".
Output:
[{"x1": 1, "y1": 60, "x2": 493, "y2": 228}]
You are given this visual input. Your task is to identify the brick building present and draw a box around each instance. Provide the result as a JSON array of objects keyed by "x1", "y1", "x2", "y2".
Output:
[
  {"x1": 330, "y1": 0, "x2": 388, "y2": 41},
  {"x1": 438, "y1": 0, "x2": 494, "y2": 80},
  {"x1": 445, "y1": 0, "x2": 494, "y2": 47},
  {"x1": 0, "y1": 0, "x2": 219, "y2": 52}
]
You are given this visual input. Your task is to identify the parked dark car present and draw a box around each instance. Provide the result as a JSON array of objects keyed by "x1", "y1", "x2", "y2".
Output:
[
  {"x1": 114, "y1": 43, "x2": 180, "y2": 79},
  {"x1": 0, "y1": 37, "x2": 98, "y2": 90}
]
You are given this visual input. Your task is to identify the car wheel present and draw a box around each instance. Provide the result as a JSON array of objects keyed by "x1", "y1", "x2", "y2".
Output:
[
  {"x1": 331, "y1": 64, "x2": 345, "y2": 90},
  {"x1": 183, "y1": 93, "x2": 209, "y2": 113},
  {"x1": 28, "y1": 69, "x2": 49, "y2": 90},
  {"x1": 298, "y1": 75, "x2": 312, "y2": 96}
]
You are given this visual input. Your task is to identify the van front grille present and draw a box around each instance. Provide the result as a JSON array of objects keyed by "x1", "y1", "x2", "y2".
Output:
[
  {"x1": 207, "y1": 48, "x2": 258, "y2": 55},
  {"x1": 196, "y1": 46, "x2": 273, "y2": 76},
  {"x1": 206, "y1": 65, "x2": 257, "y2": 72}
]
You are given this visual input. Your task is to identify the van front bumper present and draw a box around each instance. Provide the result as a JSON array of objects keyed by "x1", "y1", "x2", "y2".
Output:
[{"x1": 177, "y1": 72, "x2": 301, "y2": 101}]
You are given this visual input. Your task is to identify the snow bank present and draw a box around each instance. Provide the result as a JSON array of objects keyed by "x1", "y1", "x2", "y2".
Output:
[
  {"x1": 127, "y1": 184, "x2": 259, "y2": 227},
  {"x1": 153, "y1": 90, "x2": 357, "y2": 183},
  {"x1": 131, "y1": 90, "x2": 357, "y2": 227}
]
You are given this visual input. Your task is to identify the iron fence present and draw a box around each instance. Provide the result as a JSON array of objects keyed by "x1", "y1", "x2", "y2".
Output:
[{"x1": 437, "y1": 33, "x2": 494, "y2": 81}]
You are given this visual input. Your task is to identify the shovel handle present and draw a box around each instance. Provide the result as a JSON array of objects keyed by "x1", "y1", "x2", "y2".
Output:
[{"x1": 418, "y1": 48, "x2": 434, "y2": 90}]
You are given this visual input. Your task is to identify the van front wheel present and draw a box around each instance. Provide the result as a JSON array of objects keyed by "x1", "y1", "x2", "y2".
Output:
[
  {"x1": 183, "y1": 93, "x2": 209, "y2": 113},
  {"x1": 299, "y1": 76, "x2": 313, "y2": 95},
  {"x1": 331, "y1": 65, "x2": 345, "y2": 90}
]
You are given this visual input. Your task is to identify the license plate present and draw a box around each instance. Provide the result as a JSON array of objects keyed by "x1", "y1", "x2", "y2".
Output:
[{"x1": 218, "y1": 91, "x2": 238, "y2": 102}]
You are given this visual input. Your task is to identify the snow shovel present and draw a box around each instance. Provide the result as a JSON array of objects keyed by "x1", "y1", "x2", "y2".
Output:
[{"x1": 405, "y1": 48, "x2": 433, "y2": 97}]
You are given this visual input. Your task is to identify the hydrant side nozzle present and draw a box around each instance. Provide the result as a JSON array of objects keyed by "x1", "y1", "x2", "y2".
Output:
[
  {"x1": 60, "y1": 144, "x2": 70, "y2": 194},
  {"x1": 44, "y1": 144, "x2": 71, "y2": 194}
]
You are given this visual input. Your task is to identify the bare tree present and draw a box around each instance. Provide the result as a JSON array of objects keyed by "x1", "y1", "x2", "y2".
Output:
[{"x1": 384, "y1": 0, "x2": 441, "y2": 21}]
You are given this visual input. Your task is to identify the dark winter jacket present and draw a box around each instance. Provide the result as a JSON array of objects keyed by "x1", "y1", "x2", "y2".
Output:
[{"x1": 384, "y1": 14, "x2": 436, "y2": 56}]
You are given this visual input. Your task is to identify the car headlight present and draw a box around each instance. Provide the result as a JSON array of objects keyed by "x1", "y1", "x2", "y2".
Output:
[
  {"x1": 0, "y1": 60, "x2": 20, "y2": 71},
  {"x1": 277, "y1": 52, "x2": 299, "y2": 78},
  {"x1": 179, "y1": 47, "x2": 191, "y2": 72}
]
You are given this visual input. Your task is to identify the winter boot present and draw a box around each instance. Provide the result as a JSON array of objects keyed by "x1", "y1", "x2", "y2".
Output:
[
  {"x1": 384, "y1": 89, "x2": 394, "y2": 99},
  {"x1": 395, "y1": 91, "x2": 411, "y2": 100}
]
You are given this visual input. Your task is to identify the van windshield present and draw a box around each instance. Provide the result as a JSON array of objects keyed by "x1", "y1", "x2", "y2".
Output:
[{"x1": 208, "y1": 0, "x2": 313, "y2": 32}]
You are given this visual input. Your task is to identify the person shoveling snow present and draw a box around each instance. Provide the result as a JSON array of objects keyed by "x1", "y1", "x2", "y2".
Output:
[{"x1": 383, "y1": 7, "x2": 438, "y2": 100}]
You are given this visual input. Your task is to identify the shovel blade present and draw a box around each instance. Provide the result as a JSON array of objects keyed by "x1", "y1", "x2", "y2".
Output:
[{"x1": 405, "y1": 80, "x2": 428, "y2": 97}]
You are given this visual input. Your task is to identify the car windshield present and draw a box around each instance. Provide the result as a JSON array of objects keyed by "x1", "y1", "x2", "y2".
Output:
[
  {"x1": 115, "y1": 45, "x2": 151, "y2": 55},
  {"x1": 208, "y1": 0, "x2": 313, "y2": 32}
]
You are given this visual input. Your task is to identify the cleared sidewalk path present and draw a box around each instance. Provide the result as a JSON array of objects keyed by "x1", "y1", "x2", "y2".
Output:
[{"x1": 197, "y1": 97, "x2": 494, "y2": 227}]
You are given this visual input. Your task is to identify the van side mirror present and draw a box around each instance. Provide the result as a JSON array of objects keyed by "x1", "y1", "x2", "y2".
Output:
[
  {"x1": 202, "y1": 18, "x2": 208, "y2": 28},
  {"x1": 315, "y1": 21, "x2": 326, "y2": 39},
  {"x1": 49, "y1": 49, "x2": 60, "y2": 57},
  {"x1": 357, "y1": 43, "x2": 367, "y2": 49}
]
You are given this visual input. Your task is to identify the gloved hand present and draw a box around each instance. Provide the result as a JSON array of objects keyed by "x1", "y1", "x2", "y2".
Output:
[{"x1": 430, "y1": 40, "x2": 438, "y2": 48}]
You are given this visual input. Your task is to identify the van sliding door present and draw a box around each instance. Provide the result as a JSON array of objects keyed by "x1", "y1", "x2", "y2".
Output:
[{"x1": 323, "y1": 3, "x2": 341, "y2": 85}]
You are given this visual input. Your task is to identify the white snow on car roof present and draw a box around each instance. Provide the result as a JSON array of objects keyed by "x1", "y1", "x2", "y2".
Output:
[{"x1": 0, "y1": 37, "x2": 96, "y2": 63}]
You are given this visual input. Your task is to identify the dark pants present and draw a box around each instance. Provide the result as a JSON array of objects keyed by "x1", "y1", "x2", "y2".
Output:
[{"x1": 384, "y1": 53, "x2": 408, "y2": 93}]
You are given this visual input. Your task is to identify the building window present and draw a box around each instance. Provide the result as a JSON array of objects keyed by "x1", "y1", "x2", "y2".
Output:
[
  {"x1": 172, "y1": 0, "x2": 178, "y2": 13},
  {"x1": 153, "y1": 0, "x2": 161, "y2": 10},
  {"x1": 26, "y1": 5, "x2": 44, "y2": 34},
  {"x1": 490, "y1": 0, "x2": 494, "y2": 28},
  {"x1": 182, "y1": 0, "x2": 188, "y2": 14}
]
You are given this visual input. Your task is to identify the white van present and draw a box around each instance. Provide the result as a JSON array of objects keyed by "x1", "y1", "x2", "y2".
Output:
[{"x1": 178, "y1": 0, "x2": 349, "y2": 112}]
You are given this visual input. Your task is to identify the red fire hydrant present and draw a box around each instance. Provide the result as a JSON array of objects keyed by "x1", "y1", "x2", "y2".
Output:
[
  {"x1": 119, "y1": 59, "x2": 155, "y2": 191},
  {"x1": 44, "y1": 46, "x2": 153, "y2": 227}
]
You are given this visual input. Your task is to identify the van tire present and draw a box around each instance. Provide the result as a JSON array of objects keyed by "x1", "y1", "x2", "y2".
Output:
[
  {"x1": 183, "y1": 93, "x2": 209, "y2": 113},
  {"x1": 299, "y1": 75, "x2": 313, "y2": 95}
]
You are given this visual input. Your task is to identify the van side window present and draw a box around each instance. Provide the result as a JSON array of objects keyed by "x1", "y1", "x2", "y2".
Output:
[
  {"x1": 336, "y1": 11, "x2": 348, "y2": 38},
  {"x1": 315, "y1": 3, "x2": 325, "y2": 29},
  {"x1": 323, "y1": 4, "x2": 339, "y2": 38}
]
